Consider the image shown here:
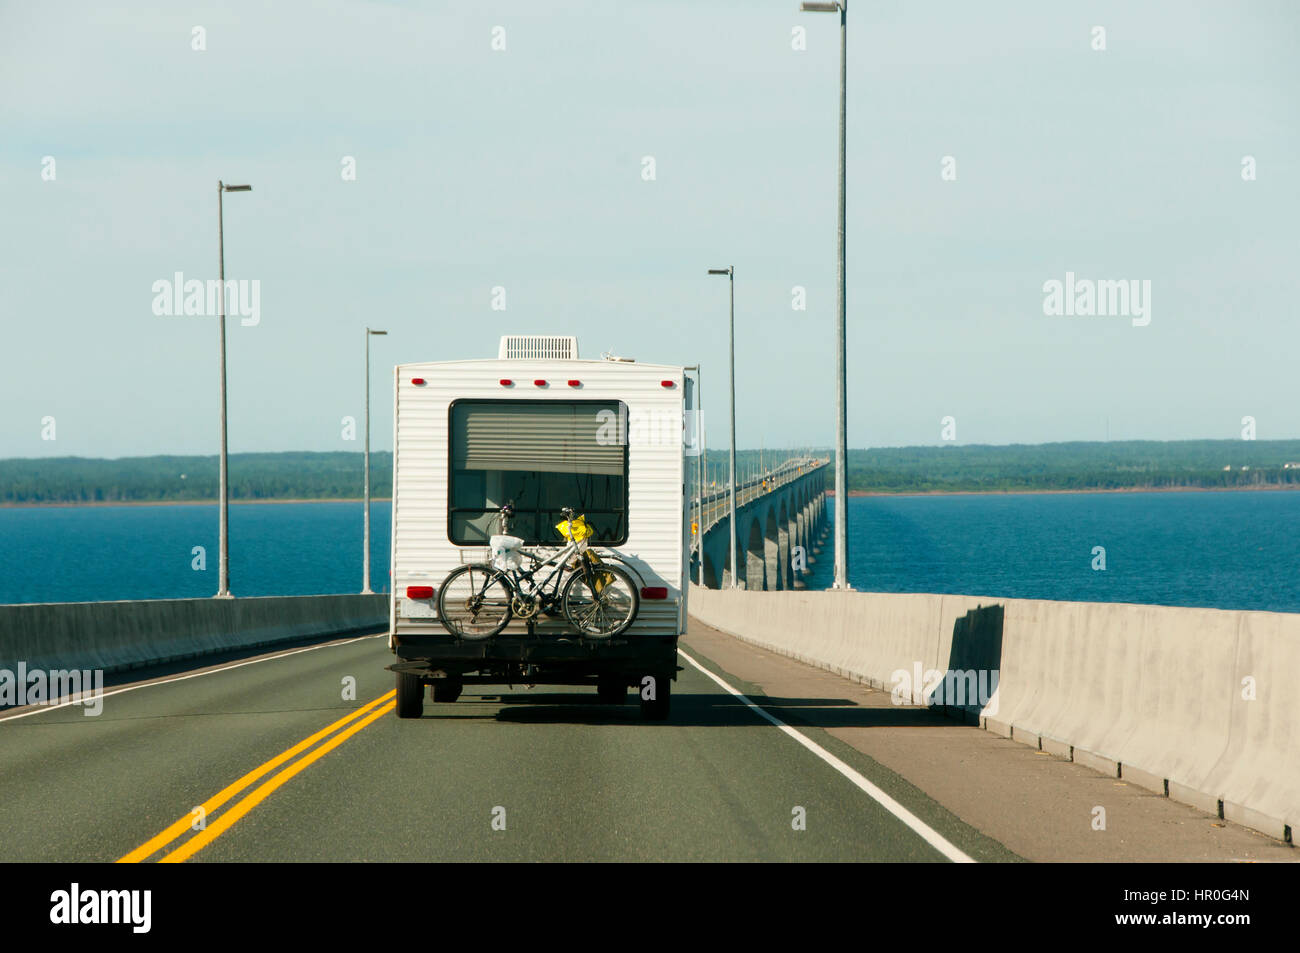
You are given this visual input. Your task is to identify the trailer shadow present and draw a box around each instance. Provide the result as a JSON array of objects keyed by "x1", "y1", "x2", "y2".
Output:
[{"x1": 455, "y1": 690, "x2": 945, "y2": 728}]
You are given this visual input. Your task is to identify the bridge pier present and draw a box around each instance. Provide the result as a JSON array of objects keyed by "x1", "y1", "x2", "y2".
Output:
[
  {"x1": 763, "y1": 511, "x2": 780, "y2": 591},
  {"x1": 693, "y1": 460, "x2": 829, "y2": 592},
  {"x1": 744, "y1": 518, "x2": 763, "y2": 591},
  {"x1": 777, "y1": 513, "x2": 790, "y2": 590}
]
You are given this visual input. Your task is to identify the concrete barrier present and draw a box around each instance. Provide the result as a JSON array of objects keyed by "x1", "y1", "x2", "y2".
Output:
[
  {"x1": 0, "y1": 594, "x2": 388, "y2": 676},
  {"x1": 992, "y1": 600, "x2": 1239, "y2": 797},
  {"x1": 686, "y1": 586, "x2": 992, "y2": 700},
  {"x1": 688, "y1": 584, "x2": 1299, "y2": 843},
  {"x1": 1203, "y1": 610, "x2": 1300, "y2": 836}
]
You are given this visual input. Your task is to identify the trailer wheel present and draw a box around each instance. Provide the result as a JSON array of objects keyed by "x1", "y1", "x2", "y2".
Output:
[
  {"x1": 432, "y1": 680, "x2": 463, "y2": 703},
  {"x1": 639, "y1": 674, "x2": 671, "y2": 721},
  {"x1": 596, "y1": 677, "x2": 627, "y2": 705},
  {"x1": 395, "y1": 671, "x2": 424, "y2": 719}
]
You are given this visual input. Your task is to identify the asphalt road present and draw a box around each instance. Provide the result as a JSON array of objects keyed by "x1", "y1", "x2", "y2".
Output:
[{"x1": 0, "y1": 630, "x2": 1018, "y2": 863}]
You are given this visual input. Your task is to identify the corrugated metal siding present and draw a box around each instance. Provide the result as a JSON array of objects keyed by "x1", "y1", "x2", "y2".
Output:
[{"x1": 390, "y1": 359, "x2": 685, "y2": 641}]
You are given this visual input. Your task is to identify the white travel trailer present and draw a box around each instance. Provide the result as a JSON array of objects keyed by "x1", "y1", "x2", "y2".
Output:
[{"x1": 387, "y1": 335, "x2": 696, "y2": 720}]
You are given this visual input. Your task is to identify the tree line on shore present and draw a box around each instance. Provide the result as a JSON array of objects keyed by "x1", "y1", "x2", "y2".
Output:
[
  {"x1": 698, "y1": 441, "x2": 1300, "y2": 494},
  {"x1": 0, "y1": 452, "x2": 393, "y2": 503},
  {"x1": 4, "y1": 441, "x2": 1300, "y2": 504}
]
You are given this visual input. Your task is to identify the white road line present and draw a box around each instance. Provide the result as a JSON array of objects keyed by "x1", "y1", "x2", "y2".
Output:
[
  {"x1": 677, "y1": 647, "x2": 976, "y2": 864},
  {"x1": 0, "y1": 632, "x2": 387, "y2": 723}
]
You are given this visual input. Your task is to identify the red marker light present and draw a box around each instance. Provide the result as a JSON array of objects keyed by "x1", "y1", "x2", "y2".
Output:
[
  {"x1": 534, "y1": 379, "x2": 547, "y2": 387},
  {"x1": 640, "y1": 586, "x2": 668, "y2": 600},
  {"x1": 499, "y1": 379, "x2": 513, "y2": 386},
  {"x1": 411, "y1": 378, "x2": 426, "y2": 385},
  {"x1": 660, "y1": 380, "x2": 675, "y2": 388},
  {"x1": 406, "y1": 585, "x2": 434, "y2": 599},
  {"x1": 567, "y1": 380, "x2": 581, "y2": 387}
]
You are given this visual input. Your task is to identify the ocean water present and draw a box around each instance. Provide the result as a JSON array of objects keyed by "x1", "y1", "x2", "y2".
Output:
[
  {"x1": 0, "y1": 502, "x2": 391, "y2": 604},
  {"x1": 1, "y1": 491, "x2": 1298, "y2": 613},
  {"x1": 801, "y1": 491, "x2": 1300, "y2": 614}
]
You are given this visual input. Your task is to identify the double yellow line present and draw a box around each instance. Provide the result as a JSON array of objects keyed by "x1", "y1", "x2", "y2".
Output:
[{"x1": 118, "y1": 690, "x2": 396, "y2": 863}]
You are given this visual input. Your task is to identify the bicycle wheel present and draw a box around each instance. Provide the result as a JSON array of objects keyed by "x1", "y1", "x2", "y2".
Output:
[
  {"x1": 436, "y1": 564, "x2": 513, "y2": 639},
  {"x1": 561, "y1": 563, "x2": 639, "y2": 638}
]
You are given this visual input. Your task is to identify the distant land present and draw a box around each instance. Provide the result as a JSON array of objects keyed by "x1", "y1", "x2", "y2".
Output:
[
  {"x1": 840, "y1": 441, "x2": 1300, "y2": 494},
  {"x1": 0, "y1": 452, "x2": 393, "y2": 505},
  {"x1": 3, "y1": 441, "x2": 1300, "y2": 505}
]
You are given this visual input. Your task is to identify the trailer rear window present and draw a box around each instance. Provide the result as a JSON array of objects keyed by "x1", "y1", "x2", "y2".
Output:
[{"x1": 448, "y1": 399, "x2": 629, "y2": 546}]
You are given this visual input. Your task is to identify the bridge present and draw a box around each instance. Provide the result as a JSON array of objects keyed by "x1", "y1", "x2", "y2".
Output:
[
  {"x1": 1, "y1": 461, "x2": 1297, "y2": 864},
  {"x1": 690, "y1": 457, "x2": 830, "y2": 590},
  {"x1": 2, "y1": 590, "x2": 1295, "y2": 863}
]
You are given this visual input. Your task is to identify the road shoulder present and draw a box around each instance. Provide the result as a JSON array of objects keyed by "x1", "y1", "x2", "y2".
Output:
[{"x1": 683, "y1": 617, "x2": 1296, "y2": 863}]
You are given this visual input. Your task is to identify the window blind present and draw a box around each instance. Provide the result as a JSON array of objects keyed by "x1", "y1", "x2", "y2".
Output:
[{"x1": 452, "y1": 401, "x2": 624, "y2": 475}]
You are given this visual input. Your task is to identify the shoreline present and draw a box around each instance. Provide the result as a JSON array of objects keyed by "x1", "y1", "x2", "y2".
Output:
[
  {"x1": 6, "y1": 483, "x2": 1299, "y2": 507},
  {"x1": 830, "y1": 484, "x2": 1300, "y2": 498},
  {"x1": 0, "y1": 498, "x2": 392, "y2": 509}
]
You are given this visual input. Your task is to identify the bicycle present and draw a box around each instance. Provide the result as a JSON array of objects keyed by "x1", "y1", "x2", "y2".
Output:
[{"x1": 436, "y1": 504, "x2": 640, "y2": 641}]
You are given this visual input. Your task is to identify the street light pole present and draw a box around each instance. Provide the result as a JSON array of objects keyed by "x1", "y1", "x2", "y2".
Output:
[
  {"x1": 801, "y1": 0, "x2": 850, "y2": 590},
  {"x1": 699, "y1": 416, "x2": 707, "y2": 585},
  {"x1": 708, "y1": 266, "x2": 738, "y2": 588},
  {"x1": 695, "y1": 366, "x2": 704, "y2": 586},
  {"x1": 363, "y1": 328, "x2": 388, "y2": 594},
  {"x1": 215, "y1": 180, "x2": 251, "y2": 599}
]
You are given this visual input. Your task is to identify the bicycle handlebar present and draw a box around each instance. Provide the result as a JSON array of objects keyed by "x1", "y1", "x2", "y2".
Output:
[{"x1": 494, "y1": 502, "x2": 584, "y2": 536}]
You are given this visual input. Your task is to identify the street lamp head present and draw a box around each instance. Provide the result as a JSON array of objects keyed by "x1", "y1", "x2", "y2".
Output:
[
  {"x1": 800, "y1": 1, "x2": 841, "y2": 10},
  {"x1": 368, "y1": 330, "x2": 388, "y2": 336},
  {"x1": 707, "y1": 267, "x2": 733, "y2": 276},
  {"x1": 223, "y1": 184, "x2": 252, "y2": 192}
]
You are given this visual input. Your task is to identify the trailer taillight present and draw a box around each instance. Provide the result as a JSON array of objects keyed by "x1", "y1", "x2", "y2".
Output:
[
  {"x1": 499, "y1": 379, "x2": 513, "y2": 386},
  {"x1": 411, "y1": 378, "x2": 426, "y2": 385},
  {"x1": 660, "y1": 380, "x2": 675, "y2": 388},
  {"x1": 406, "y1": 586, "x2": 434, "y2": 599},
  {"x1": 534, "y1": 379, "x2": 547, "y2": 387},
  {"x1": 567, "y1": 380, "x2": 581, "y2": 387},
  {"x1": 641, "y1": 587, "x2": 668, "y2": 600}
]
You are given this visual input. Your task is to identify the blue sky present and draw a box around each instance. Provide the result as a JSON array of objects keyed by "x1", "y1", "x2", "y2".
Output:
[{"x1": 2, "y1": 0, "x2": 1297, "y2": 458}]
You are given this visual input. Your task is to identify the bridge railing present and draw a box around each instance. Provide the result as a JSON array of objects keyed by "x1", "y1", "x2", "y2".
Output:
[{"x1": 0, "y1": 595, "x2": 389, "y2": 677}]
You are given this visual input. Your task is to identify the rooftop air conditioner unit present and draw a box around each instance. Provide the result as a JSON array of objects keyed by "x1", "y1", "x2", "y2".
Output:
[{"x1": 498, "y1": 335, "x2": 579, "y2": 360}]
